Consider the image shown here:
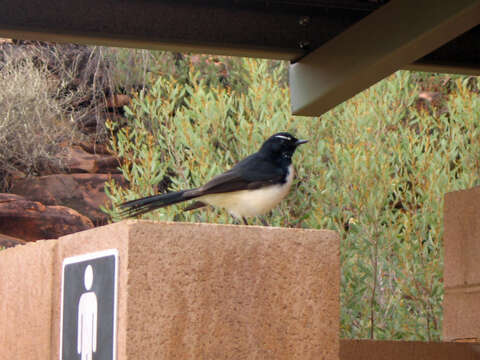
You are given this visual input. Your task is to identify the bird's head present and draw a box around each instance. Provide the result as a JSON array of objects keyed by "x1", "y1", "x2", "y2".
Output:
[{"x1": 260, "y1": 132, "x2": 308, "y2": 161}]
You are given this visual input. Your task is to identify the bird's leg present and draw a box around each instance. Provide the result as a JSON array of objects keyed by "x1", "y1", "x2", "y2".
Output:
[
  {"x1": 242, "y1": 217, "x2": 249, "y2": 225},
  {"x1": 259, "y1": 217, "x2": 269, "y2": 227}
]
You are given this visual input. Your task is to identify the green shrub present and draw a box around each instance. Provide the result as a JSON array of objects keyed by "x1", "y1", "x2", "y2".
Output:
[
  {"x1": 104, "y1": 59, "x2": 303, "y2": 226},
  {"x1": 102, "y1": 48, "x2": 257, "y2": 95},
  {"x1": 104, "y1": 56, "x2": 480, "y2": 340}
]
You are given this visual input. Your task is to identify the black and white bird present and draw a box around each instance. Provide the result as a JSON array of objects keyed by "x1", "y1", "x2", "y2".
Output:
[{"x1": 118, "y1": 132, "x2": 307, "y2": 224}]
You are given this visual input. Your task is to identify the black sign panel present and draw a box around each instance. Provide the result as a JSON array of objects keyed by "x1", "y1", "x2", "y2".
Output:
[{"x1": 60, "y1": 249, "x2": 118, "y2": 360}]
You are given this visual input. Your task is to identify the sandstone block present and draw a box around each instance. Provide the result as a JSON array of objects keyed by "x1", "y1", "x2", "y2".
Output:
[
  {"x1": 444, "y1": 187, "x2": 480, "y2": 288},
  {"x1": 340, "y1": 339, "x2": 480, "y2": 359},
  {"x1": 52, "y1": 221, "x2": 340, "y2": 360},
  {"x1": 443, "y1": 187, "x2": 480, "y2": 341},
  {"x1": 0, "y1": 239, "x2": 57, "y2": 359},
  {"x1": 443, "y1": 288, "x2": 480, "y2": 341},
  {"x1": 0, "y1": 221, "x2": 341, "y2": 359}
]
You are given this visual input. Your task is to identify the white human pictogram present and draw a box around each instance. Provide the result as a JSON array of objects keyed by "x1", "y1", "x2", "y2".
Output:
[{"x1": 77, "y1": 265, "x2": 98, "y2": 360}]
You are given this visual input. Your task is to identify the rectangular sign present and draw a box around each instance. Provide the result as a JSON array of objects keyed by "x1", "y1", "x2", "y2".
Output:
[{"x1": 60, "y1": 249, "x2": 118, "y2": 360}]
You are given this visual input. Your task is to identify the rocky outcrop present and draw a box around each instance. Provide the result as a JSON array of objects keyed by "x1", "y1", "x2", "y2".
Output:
[
  {"x1": 105, "y1": 94, "x2": 130, "y2": 108},
  {"x1": 0, "y1": 193, "x2": 93, "y2": 241},
  {"x1": 10, "y1": 174, "x2": 126, "y2": 226},
  {"x1": 0, "y1": 232, "x2": 26, "y2": 248},
  {"x1": 0, "y1": 41, "x2": 133, "y2": 242},
  {"x1": 63, "y1": 145, "x2": 120, "y2": 174}
]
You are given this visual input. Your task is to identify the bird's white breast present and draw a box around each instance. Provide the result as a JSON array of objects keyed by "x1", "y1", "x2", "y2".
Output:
[{"x1": 199, "y1": 164, "x2": 294, "y2": 218}]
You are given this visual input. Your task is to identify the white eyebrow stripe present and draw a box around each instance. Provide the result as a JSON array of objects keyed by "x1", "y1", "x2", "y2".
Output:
[{"x1": 274, "y1": 135, "x2": 291, "y2": 140}]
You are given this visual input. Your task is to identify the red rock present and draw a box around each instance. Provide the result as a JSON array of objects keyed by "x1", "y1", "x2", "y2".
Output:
[
  {"x1": 93, "y1": 156, "x2": 120, "y2": 173},
  {"x1": 0, "y1": 193, "x2": 93, "y2": 241},
  {"x1": 0, "y1": 232, "x2": 26, "y2": 248},
  {"x1": 416, "y1": 91, "x2": 445, "y2": 113},
  {"x1": 105, "y1": 94, "x2": 130, "y2": 108},
  {"x1": 77, "y1": 113, "x2": 101, "y2": 130},
  {"x1": 10, "y1": 174, "x2": 126, "y2": 226},
  {"x1": 77, "y1": 141, "x2": 111, "y2": 155},
  {"x1": 64, "y1": 146, "x2": 120, "y2": 173},
  {"x1": 418, "y1": 91, "x2": 442, "y2": 103}
]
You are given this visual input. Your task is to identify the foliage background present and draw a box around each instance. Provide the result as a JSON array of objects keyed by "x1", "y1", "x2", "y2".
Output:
[
  {"x1": 98, "y1": 52, "x2": 480, "y2": 340},
  {"x1": 0, "y1": 51, "x2": 80, "y2": 182},
  {"x1": 0, "y1": 42, "x2": 117, "y2": 190}
]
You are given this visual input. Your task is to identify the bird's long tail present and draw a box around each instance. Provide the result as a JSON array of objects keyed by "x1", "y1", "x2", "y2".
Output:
[{"x1": 118, "y1": 189, "x2": 198, "y2": 218}]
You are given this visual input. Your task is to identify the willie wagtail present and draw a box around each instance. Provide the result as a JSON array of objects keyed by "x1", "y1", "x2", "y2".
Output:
[{"x1": 118, "y1": 132, "x2": 308, "y2": 224}]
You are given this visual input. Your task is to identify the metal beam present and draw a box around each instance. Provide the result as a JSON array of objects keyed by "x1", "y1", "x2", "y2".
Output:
[
  {"x1": 0, "y1": 1, "x2": 477, "y2": 73},
  {"x1": 289, "y1": 0, "x2": 480, "y2": 116},
  {"x1": 405, "y1": 61, "x2": 480, "y2": 77},
  {"x1": 0, "y1": 1, "x2": 366, "y2": 60},
  {"x1": 408, "y1": 25, "x2": 480, "y2": 75}
]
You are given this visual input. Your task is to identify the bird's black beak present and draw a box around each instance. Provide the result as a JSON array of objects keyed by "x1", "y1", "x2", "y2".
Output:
[{"x1": 295, "y1": 139, "x2": 308, "y2": 146}]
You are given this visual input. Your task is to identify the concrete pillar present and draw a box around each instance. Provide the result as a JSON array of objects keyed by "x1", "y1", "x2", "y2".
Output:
[
  {"x1": 0, "y1": 239, "x2": 57, "y2": 359},
  {"x1": 444, "y1": 186, "x2": 480, "y2": 341},
  {"x1": 0, "y1": 220, "x2": 340, "y2": 359}
]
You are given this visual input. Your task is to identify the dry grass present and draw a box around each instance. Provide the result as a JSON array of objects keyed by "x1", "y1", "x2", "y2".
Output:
[
  {"x1": 0, "y1": 49, "x2": 79, "y2": 187},
  {"x1": 0, "y1": 42, "x2": 117, "y2": 190}
]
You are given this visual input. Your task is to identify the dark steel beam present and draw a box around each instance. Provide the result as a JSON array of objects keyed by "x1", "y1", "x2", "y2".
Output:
[
  {"x1": 0, "y1": 0, "x2": 478, "y2": 118},
  {"x1": 289, "y1": 0, "x2": 480, "y2": 116},
  {"x1": 0, "y1": 1, "x2": 476, "y2": 71},
  {"x1": 407, "y1": 26, "x2": 480, "y2": 75},
  {"x1": 0, "y1": 1, "x2": 366, "y2": 60}
]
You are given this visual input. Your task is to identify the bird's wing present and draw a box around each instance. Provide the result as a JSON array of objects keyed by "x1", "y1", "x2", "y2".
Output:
[{"x1": 193, "y1": 154, "x2": 285, "y2": 195}]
